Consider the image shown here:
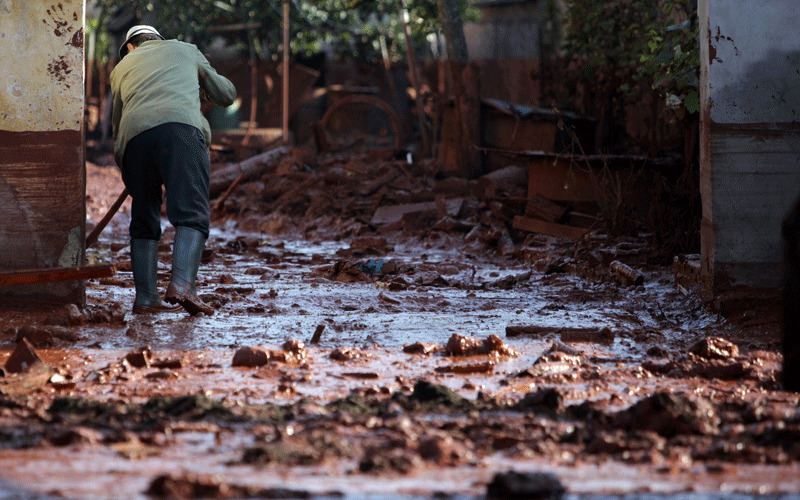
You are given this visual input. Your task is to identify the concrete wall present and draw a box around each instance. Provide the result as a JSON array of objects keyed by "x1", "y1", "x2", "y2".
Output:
[
  {"x1": 699, "y1": 0, "x2": 800, "y2": 297},
  {"x1": 0, "y1": 1, "x2": 86, "y2": 303}
]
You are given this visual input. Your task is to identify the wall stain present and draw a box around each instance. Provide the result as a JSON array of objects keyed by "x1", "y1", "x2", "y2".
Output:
[
  {"x1": 47, "y1": 54, "x2": 72, "y2": 85},
  {"x1": 709, "y1": 26, "x2": 739, "y2": 65},
  {"x1": 69, "y1": 27, "x2": 83, "y2": 48},
  {"x1": 43, "y1": 4, "x2": 72, "y2": 39}
]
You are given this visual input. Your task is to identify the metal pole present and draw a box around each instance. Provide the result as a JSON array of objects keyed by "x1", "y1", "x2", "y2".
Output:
[{"x1": 282, "y1": 0, "x2": 290, "y2": 144}]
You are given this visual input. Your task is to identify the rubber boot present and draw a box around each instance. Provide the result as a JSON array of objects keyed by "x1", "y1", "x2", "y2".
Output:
[
  {"x1": 131, "y1": 239, "x2": 182, "y2": 314},
  {"x1": 164, "y1": 226, "x2": 214, "y2": 315}
]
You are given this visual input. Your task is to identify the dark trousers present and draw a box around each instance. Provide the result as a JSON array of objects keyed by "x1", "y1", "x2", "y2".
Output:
[{"x1": 121, "y1": 122, "x2": 210, "y2": 241}]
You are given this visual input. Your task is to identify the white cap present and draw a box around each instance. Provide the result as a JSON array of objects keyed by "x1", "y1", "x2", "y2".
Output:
[{"x1": 119, "y1": 25, "x2": 164, "y2": 58}]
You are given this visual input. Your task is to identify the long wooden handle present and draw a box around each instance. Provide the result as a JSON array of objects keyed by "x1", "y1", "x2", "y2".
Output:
[
  {"x1": 0, "y1": 264, "x2": 116, "y2": 287},
  {"x1": 86, "y1": 188, "x2": 128, "y2": 248}
]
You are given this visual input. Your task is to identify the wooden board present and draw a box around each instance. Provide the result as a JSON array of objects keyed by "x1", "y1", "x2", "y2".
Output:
[
  {"x1": 512, "y1": 215, "x2": 587, "y2": 240},
  {"x1": 0, "y1": 265, "x2": 116, "y2": 287}
]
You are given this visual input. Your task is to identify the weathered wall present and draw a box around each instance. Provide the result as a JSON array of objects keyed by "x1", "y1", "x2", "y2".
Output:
[
  {"x1": 699, "y1": 0, "x2": 800, "y2": 298},
  {"x1": 462, "y1": 1, "x2": 542, "y2": 107},
  {"x1": 0, "y1": 1, "x2": 86, "y2": 303}
]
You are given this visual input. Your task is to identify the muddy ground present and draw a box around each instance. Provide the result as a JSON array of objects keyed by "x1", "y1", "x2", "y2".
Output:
[{"x1": 0, "y1": 144, "x2": 798, "y2": 500}]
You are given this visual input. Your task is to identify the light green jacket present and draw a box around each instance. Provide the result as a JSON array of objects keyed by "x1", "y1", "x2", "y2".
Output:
[{"x1": 110, "y1": 39, "x2": 237, "y2": 166}]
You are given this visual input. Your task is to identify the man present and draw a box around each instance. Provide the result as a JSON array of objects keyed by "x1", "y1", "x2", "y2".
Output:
[{"x1": 111, "y1": 25, "x2": 237, "y2": 315}]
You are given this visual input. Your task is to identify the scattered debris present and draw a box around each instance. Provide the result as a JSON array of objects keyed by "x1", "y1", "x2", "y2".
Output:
[
  {"x1": 610, "y1": 260, "x2": 644, "y2": 286},
  {"x1": 145, "y1": 473, "x2": 315, "y2": 499},
  {"x1": 124, "y1": 346, "x2": 153, "y2": 369},
  {"x1": 329, "y1": 347, "x2": 369, "y2": 361},
  {"x1": 613, "y1": 391, "x2": 720, "y2": 437},
  {"x1": 309, "y1": 324, "x2": 325, "y2": 344},
  {"x1": 232, "y1": 340, "x2": 308, "y2": 367},
  {"x1": 4, "y1": 338, "x2": 43, "y2": 374},
  {"x1": 444, "y1": 334, "x2": 519, "y2": 357},
  {"x1": 689, "y1": 336, "x2": 740, "y2": 359},
  {"x1": 403, "y1": 341, "x2": 440, "y2": 355}
]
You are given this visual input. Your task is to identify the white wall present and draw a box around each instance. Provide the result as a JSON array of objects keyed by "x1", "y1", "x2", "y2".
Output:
[{"x1": 700, "y1": 0, "x2": 800, "y2": 295}]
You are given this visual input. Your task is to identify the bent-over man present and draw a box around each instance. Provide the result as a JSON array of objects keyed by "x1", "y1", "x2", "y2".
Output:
[{"x1": 111, "y1": 25, "x2": 237, "y2": 315}]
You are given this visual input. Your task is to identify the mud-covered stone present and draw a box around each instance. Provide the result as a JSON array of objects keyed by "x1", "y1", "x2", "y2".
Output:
[
  {"x1": 402, "y1": 341, "x2": 440, "y2": 355},
  {"x1": 14, "y1": 325, "x2": 82, "y2": 347},
  {"x1": 242, "y1": 441, "x2": 322, "y2": 466},
  {"x1": 232, "y1": 346, "x2": 269, "y2": 367},
  {"x1": 45, "y1": 303, "x2": 83, "y2": 326},
  {"x1": 614, "y1": 391, "x2": 719, "y2": 437},
  {"x1": 145, "y1": 473, "x2": 313, "y2": 499},
  {"x1": 4, "y1": 338, "x2": 43, "y2": 374},
  {"x1": 647, "y1": 345, "x2": 670, "y2": 357},
  {"x1": 689, "y1": 336, "x2": 740, "y2": 359},
  {"x1": 515, "y1": 387, "x2": 564, "y2": 412},
  {"x1": 445, "y1": 333, "x2": 519, "y2": 357},
  {"x1": 585, "y1": 429, "x2": 666, "y2": 454},
  {"x1": 124, "y1": 346, "x2": 153, "y2": 369},
  {"x1": 409, "y1": 379, "x2": 471, "y2": 409},
  {"x1": 48, "y1": 426, "x2": 105, "y2": 447},
  {"x1": 413, "y1": 271, "x2": 449, "y2": 287},
  {"x1": 487, "y1": 470, "x2": 566, "y2": 499},
  {"x1": 359, "y1": 447, "x2": 420, "y2": 474},
  {"x1": 417, "y1": 433, "x2": 473, "y2": 465},
  {"x1": 282, "y1": 339, "x2": 305, "y2": 354},
  {"x1": 329, "y1": 347, "x2": 369, "y2": 361},
  {"x1": 326, "y1": 261, "x2": 369, "y2": 282}
]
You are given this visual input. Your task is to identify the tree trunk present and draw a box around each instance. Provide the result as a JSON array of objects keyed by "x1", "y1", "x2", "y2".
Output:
[
  {"x1": 435, "y1": 0, "x2": 481, "y2": 178},
  {"x1": 438, "y1": 61, "x2": 481, "y2": 178},
  {"x1": 436, "y1": 0, "x2": 469, "y2": 64}
]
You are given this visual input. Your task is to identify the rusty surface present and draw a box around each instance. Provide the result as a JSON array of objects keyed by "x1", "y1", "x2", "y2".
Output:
[
  {"x1": 0, "y1": 130, "x2": 85, "y2": 302},
  {"x1": 0, "y1": 264, "x2": 115, "y2": 287}
]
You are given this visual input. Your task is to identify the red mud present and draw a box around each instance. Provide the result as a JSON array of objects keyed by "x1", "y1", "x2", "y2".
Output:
[{"x1": 0, "y1": 151, "x2": 797, "y2": 499}]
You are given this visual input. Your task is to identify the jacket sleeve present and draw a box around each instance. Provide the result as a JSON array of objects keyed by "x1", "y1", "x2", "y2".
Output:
[{"x1": 196, "y1": 49, "x2": 237, "y2": 107}]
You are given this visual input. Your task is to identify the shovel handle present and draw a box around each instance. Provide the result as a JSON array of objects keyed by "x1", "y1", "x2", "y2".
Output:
[{"x1": 86, "y1": 188, "x2": 129, "y2": 248}]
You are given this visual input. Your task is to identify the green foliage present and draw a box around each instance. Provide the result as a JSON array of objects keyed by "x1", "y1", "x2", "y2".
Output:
[
  {"x1": 91, "y1": 0, "x2": 480, "y2": 62},
  {"x1": 563, "y1": 0, "x2": 699, "y2": 120},
  {"x1": 638, "y1": 10, "x2": 700, "y2": 119},
  {"x1": 85, "y1": 17, "x2": 113, "y2": 65}
]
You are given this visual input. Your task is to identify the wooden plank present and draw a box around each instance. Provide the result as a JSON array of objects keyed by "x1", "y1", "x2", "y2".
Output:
[
  {"x1": 512, "y1": 215, "x2": 586, "y2": 240},
  {"x1": 525, "y1": 193, "x2": 568, "y2": 222},
  {"x1": 0, "y1": 265, "x2": 116, "y2": 287},
  {"x1": 372, "y1": 199, "x2": 464, "y2": 226}
]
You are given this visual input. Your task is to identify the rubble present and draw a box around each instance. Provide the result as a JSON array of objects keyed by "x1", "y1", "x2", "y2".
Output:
[
  {"x1": 0, "y1": 144, "x2": 793, "y2": 499},
  {"x1": 444, "y1": 333, "x2": 520, "y2": 357}
]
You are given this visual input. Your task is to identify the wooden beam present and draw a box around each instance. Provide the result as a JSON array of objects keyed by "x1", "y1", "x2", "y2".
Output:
[
  {"x1": 512, "y1": 215, "x2": 587, "y2": 240},
  {"x1": 0, "y1": 264, "x2": 116, "y2": 287}
]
